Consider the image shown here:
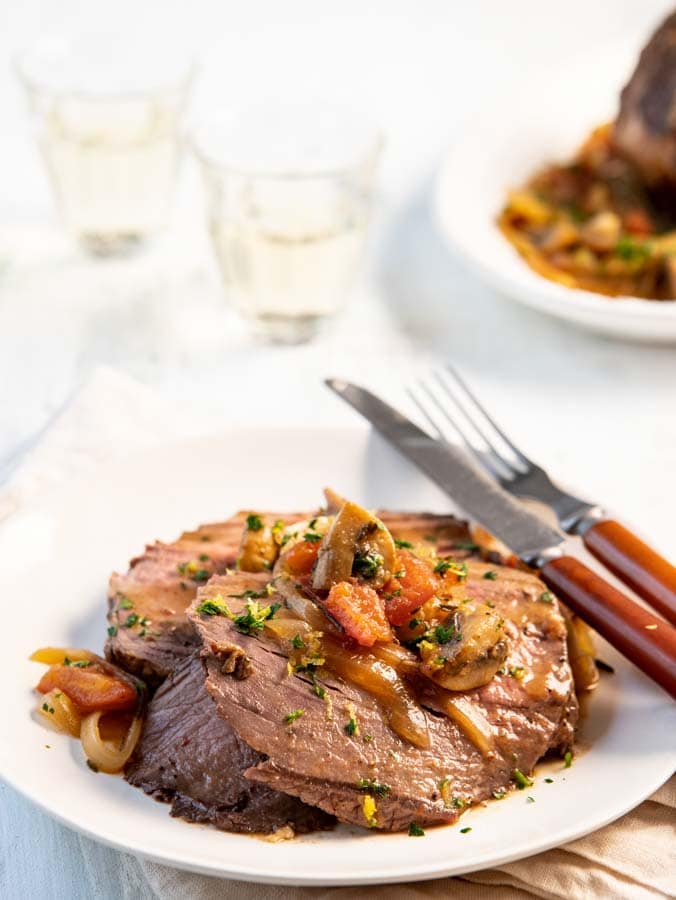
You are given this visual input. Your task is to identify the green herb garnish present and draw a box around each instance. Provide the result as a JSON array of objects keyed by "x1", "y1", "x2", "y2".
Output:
[
  {"x1": 199, "y1": 553, "x2": 210, "y2": 562},
  {"x1": 564, "y1": 750, "x2": 573, "y2": 768},
  {"x1": 513, "y1": 769, "x2": 533, "y2": 790},
  {"x1": 539, "y1": 591, "x2": 554, "y2": 604},
  {"x1": 483, "y1": 570, "x2": 498, "y2": 580},
  {"x1": 615, "y1": 236, "x2": 651, "y2": 261},
  {"x1": 118, "y1": 597, "x2": 133, "y2": 610},
  {"x1": 492, "y1": 790, "x2": 506, "y2": 800},
  {"x1": 394, "y1": 539, "x2": 413, "y2": 549},
  {"x1": 246, "y1": 513, "x2": 264, "y2": 531},
  {"x1": 284, "y1": 709, "x2": 304, "y2": 724},
  {"x1": 408, "y1": 823, "x2": 425, "y2": 836},
  {"x1": 291, "y1": 634, "x2": 306, "y2": 650},
  {"x1": 107, "y1": 625, "x2": 118, "y2": 637},
  {"x1": 433, "y1": 622, "x2": 461, "y2": 644},
  {"x1": 345, "y1": 716, "x2": 359, "y2": 737},
  {"x1": 123, "y1": 613, "x2": 140, "y2": 628},
  {"x1": 508, "y1": 666, "x2": 526, "y2": 680},
  {"x1": 353, "y1": 551, "x2": 384, "y2": 579},
  {"x1": 544, "y1": 778, "x2": 554, "y2": 784},
  {"x1": 434, "y1": 559, "x2": 468, "y2": 580},
  {"x1": 357, "y1": 778, "x2": 391, "y2": 797},
  {"x1": 303, "y1": 532, "x2": 322, "y2": 543},
  {"x1": 460, "y1": 826, "x2": 472, "y2": 834}
]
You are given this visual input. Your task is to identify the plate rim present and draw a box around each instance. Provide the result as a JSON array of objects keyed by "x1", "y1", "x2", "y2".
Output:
[{"x1": 2, "y1": 429, "x2": 674, "y2": 885}]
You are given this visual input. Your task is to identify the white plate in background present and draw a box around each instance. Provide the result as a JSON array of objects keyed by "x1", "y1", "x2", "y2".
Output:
[
  {"x1": 436, "y1": 45, "x2": 676, "y2": 342},
  {"x1": 0, "y1": 429, "x2": 673, "y2": 885}
]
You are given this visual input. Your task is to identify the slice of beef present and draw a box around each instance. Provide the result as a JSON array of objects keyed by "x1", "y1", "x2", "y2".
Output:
[
  {"x1": 125, "y1": 652, "x2": 333, "y2": 834},
  {"x1": 106, "y1": 510, "x2": 472, "y2": 686},
  {"x1": 106, "y1": 512, "x2": 307, "y2": 685},
  {"x1": 614, "y1": 12, "x2": 676, "y2": 186},
  {"x1": 189, "y1": 565, "x2": 577, "y2": 832}
]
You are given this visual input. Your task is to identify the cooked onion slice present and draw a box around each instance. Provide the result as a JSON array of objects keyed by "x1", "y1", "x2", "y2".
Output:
[
  {"x1": 31, "y1": 647, "x2": 94, "y2": 665},
  {"x1": 36, "y1": 688, "x2": 81, "y2": 737},
  {"x1": 321, "y1": 639, "x2": 430, "y2": 749},
  {"x1": 434, "y1": 692, "x2": 496, "y2": 757},
  {"x1": 80, "y1": 710, "x2": 143, "y2": 773}
]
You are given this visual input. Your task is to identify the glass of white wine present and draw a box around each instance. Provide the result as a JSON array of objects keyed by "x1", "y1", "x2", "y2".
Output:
[
  {"x1": 16, "y1": 34, "x2": 194, "y2": 256},
  {"x1": 193, "y1": 103, "x2": 382, "y2": 343}
]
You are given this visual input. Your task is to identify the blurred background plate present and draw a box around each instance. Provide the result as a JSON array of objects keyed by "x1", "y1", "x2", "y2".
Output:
[{"x1": 435, "y1": 42, "x2": 676, "y2": 343}]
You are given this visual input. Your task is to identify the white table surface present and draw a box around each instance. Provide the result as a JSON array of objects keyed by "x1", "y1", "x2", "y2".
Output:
[{"x1": 1, "y1": 2, "x2": 675, "y2": 897}]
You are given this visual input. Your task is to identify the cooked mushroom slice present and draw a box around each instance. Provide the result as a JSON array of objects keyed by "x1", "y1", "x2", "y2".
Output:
[
  {"x1": 237, "y1": 513, "x2": 278, "y2": 573},
  {"x1": 312, "y1": 500, "x2": 396, "y2": 591},
  {"x1": 419, "y1": 604, "x2": 508, "y2": 691}
]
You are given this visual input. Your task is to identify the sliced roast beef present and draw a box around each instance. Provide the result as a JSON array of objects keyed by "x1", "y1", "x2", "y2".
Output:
[
  {"x1": 189, "y1": 564, "x2": 577, "y2": 832},
  {"x1": 125, "y1": 652, "x2": 333, "y2": 834},
  {"x1": 106, "y1": 510, "x2": 472, "y2": 686},
  {"x1": 106, "y1": 513, "x2": 307, "y2": 685}
]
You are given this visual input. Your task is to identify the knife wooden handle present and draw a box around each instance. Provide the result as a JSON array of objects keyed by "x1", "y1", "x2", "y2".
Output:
[
  {"x1": 583, "y1": 519, "x2": 676, "y2": 626},
  {"x1": 541, "y1": 555, "x2": 676, "y2": 699}
]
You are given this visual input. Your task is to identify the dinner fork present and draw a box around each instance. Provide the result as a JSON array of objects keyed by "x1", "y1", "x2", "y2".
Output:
[{"x1": 408, "y1": 366, "x2": 676, "y2": 625}]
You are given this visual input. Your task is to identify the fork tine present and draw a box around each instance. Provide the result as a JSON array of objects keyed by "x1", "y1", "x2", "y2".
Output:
[
  {"x1": 411, "y1": 380, "x2": 513, "y2": 485},
  {"x1": 431, "y1": 370, "x2": 522, "y2": 478},
  {"x1": 444, "y1": 364, "x2": 532, "y2": 469}
]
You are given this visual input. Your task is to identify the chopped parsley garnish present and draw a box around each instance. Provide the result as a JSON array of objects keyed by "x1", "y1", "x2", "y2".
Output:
[
  {"x1": 363, "y1": 734, "x2": 374, "y2": 743},
  {"x1": 615, "y1": 236, "x2": 651, "y2": 261},
  {"x1": 195, "y1": 594, "x2": 279, "y2": 634},
  {"x1": 564, "y1": 750, "x2": 573, "y2": 768},
  {"x1": 539, "y1": 591, "x2": 554, "y2": 604},
  {"x1": 394, "y1": 539, "x2": 413, "y2": 549},
  {"x1": 311, "y1": 679, "x2": 326, "y2": 700},
  {"x1": 195, "y1": 597, "x2": 229, "y2": 616},
  {"x1": 352, "y1": 551, "x2": 383, "y2": 579},
  {"x1": 408, "y1": 618, "x2": 421, "y2": 629},
  {"x1": 291, "y1": 634, "x2": 306, "y2": 650},
  {"x1": 199, "y1": 553, "x2": 210, "y2": 562},
  {"x1": 492, "y1": 790, "x2": 506, "y2": 800},
  {"x1": 483, "y1": 570, "x2": 498, "y2": 580},
  {"x1": 544, "y1": 778, "x2": 554, "y2": 784},
  {"x1": 454, "y1": 540, "x2": 479, "y2": 551},
  {"x1": 345, "y1": 713, "x2": 359, "y2": 737},
  {"x1": 64, "y1": 658, "x2": 91, "y2": 668},
  {"x1": 526, "y1": 796, "x2": 535, "y2": 804},
  {"x1": 232, "y1": 600, "x2": 280, "y2": 634},
  {"x1": 118, "y1": 596, "x2": 133, "y2": 609},
  {"x1": 460, "y1": 826, "x2": 472, "y2": 834},
  {"x1": 357, "y1": 778, "x2": 391, "y2": 797},
  {"x1": 107, "y1": 625, "x2": 118, "y2": 637},
  {"x1": 452, "y1": 796, "x2": 465, "y2": 809},
  {"x1": 283, "y1": 709, "x2": 304, "y2": 724},
  {"x1": 228, "y1": 586, "x2": 272, "y2": 600},
  {"x1": 41, "y1": 702, "x2": 54, "y2": 714},
  {"x1": 123, "y1": 613, "x2": 140, "y2": 628},
  {"x1": 408, "y1": 823, "x2": 425, "y2": 836},
  {"x1": 308, "y1": 518, "x2": 318, "y2": 529},
  {"x1": 513, "y1": 769, "x2": 533, "y2": 790},
  {"x1": 192, "y1": 568, "x2": 210, "y2": 582},
  {"x1": 434, "y1": 559, "x2": 468, "y2": 581},
  {"x1": 303, "y1": 532, "x2": 322, "y2": 543},
  {"x1": 246, "y1": 513, "x2": 264, "y2": 531},
  {"x1": 508, "y1": 666, "x2": 526, "y2": 680},
  {"x1": 433, "y1": 622, "x2": 461, "y2": 644}
]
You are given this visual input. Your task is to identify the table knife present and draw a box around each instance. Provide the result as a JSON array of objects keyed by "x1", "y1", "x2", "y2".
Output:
[{"x1": 326, "y1": 378, "x2": 676, "y2": 699}]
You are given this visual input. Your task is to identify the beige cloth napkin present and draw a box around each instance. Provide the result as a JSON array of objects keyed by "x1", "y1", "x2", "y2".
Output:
[{"x1": 1, "y1": 368, "x2": 674, "y2": 900}]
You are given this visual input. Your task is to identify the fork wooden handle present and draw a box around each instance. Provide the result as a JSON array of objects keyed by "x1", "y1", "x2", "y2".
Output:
[
  {"x1": 541, "y1": 555, "x2": 676, "y2": 699},
  {"x1": 582, "y1": 519, "x2": 676, "y2": 626}
]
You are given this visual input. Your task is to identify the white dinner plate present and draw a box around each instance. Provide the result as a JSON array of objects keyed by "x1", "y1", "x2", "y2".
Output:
[
  {"x1": 436, "y1": 43, "x2": 676, "y2": 342},
  {"x1": 1, "y1": 428, "x2": 674, "y2": 885}
]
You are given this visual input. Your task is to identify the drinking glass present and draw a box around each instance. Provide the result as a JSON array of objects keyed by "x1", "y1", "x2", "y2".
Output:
[
  {"x1": 193, "y1": 104, "x2": 382, "y2": 343},
  {"x1": 16, "y1": 35, "x2": 194, "y2": 256}
]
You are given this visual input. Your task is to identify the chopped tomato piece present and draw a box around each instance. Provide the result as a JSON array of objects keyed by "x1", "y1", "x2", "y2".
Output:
[
  {"x1": 37, "y1": 664, "x2": 137, "y2": 714},
  {"x1": 324, "y1": 581, "x2": 392, "y2": 646},
  {"x1": 281, "y1": 539, "x2": 321, "y2": 576},
  {"x1": 623, "y1": 209, "x2": 653, "y2": 237},
  {"x1": 384, "y1": 550, "x2": 438, "y2": 626}
]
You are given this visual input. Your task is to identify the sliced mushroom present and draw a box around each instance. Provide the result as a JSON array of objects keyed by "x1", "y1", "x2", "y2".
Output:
[
  {"x1": 418, "y1": 603, "x2": 508, "y2": 691},
  {"x1": 312, "y1": 500, "x2": 396, "y2": 591}
]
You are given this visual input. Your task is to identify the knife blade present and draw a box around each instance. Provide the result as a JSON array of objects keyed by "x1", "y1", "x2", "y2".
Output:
[
  {"x1": 326, "y1": 378, "x2": 563, "y2": 563},
  {"x1": 326, "y1": 378, "x2": 676, "y2": 698}
]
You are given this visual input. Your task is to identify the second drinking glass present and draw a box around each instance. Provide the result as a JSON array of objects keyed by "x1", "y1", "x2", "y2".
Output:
[{"x1": 194, "y1": 104, "x2": 382, "y2": 344}]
